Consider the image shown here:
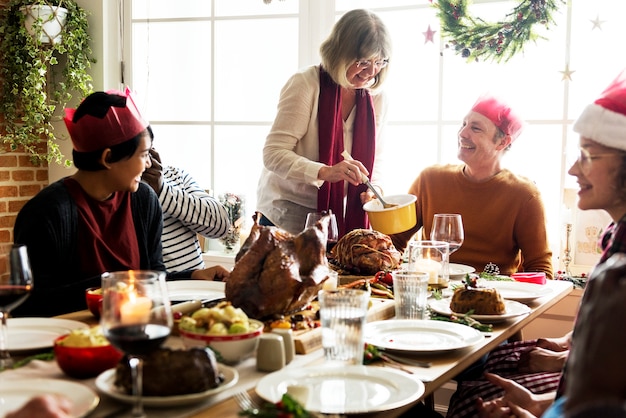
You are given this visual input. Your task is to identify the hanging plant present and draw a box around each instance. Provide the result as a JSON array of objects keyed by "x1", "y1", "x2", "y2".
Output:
[
  {"x1": 0, "y1": 0, "x2": 95, "y2": 165},
  {"x1": 434, "y1": 0, "x2": 565, "y2": 63}
]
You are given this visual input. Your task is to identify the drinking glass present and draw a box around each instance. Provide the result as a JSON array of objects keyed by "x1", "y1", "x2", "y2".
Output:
[
  {"x1": 0, "y1": 245, "x2": 33, "y2": 369},
  {"x1": 392, "y1": 270, "x2": 429, "y2": 319},
  {"x1": 408, "y1": 240, "x2": 450, "y2": 289},
  {"x1": 430, "y1": 214, "x2": 464, "y2": 255},
  {"x1": 101, "y1": 270, "x2": 172, "y2": 418},
  {"x1": 305, "y1": 211, "x2": 339, "y2": 253},
  {"x1": 318, "y1": 288, "x2": 370, "y2": 365}
]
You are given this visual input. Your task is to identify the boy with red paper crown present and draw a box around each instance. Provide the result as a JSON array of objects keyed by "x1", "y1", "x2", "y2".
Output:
[
  {"x1": 391, "y1": 93, "x2": 553, "y2": 278},
  {"x1": 13, "y1": 89, "x2": 203, "y2": 317}
]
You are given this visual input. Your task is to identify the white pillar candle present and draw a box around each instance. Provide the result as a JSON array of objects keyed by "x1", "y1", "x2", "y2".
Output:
[
  {"x1": 412, "y1": 258, "x2": 442, "y2": 283},
  {"x1": 120, "y1": 295, "x2": 152, "y2": 324}
]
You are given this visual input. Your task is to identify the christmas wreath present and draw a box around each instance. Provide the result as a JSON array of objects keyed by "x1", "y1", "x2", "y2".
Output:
[{"x1": 435, "y1": 0, "x2": 565, "y2": 63}]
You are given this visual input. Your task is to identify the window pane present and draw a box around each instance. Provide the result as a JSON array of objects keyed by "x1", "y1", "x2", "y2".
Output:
[
  {"x1": 214, "y1": 18, "x2": 298, "y2": 121},
  {"x1": 132, "y1": 22, "x2": 212, "y2": 121},
  {"x1": 216, "y1": 0, "x2": 298, "y2": 16},
  {"x1": 213, "y1": 126, "x2": 268, "y2": 208},
  {"x1": 150, "y1": 124, "x2": 213, "y2": 189},
  {"x1": 132, "y1": 0, "x2": 212, "y2": 19}
]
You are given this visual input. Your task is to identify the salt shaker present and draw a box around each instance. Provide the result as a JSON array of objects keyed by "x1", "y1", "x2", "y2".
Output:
[
  {"x1": 272, "y1": 328, "x2": 295, "y2": 364},
  {"x1": 256, "y1": 333, "x2": 286, "y2": 372}
]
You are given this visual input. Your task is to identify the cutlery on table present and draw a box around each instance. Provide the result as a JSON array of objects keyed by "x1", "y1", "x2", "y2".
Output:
[
  {"x1": 234, "y1": 390, "x2": 259, "y2": 414},
  {"x1": 380, "y1": 352, "x2": 432, "y2": 368}
]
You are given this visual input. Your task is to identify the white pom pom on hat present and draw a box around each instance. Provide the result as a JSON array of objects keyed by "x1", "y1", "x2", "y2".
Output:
[{"x1": 573, "y1": 68, "x2": 626, "y2": 152}]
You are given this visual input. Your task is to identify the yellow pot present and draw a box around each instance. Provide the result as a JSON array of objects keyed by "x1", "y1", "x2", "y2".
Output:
[{"x1": 363, "y1": 194, "x2": 417, "y2": 235}]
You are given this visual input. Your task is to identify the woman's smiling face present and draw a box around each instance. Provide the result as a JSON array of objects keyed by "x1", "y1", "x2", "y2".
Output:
[
  {"x1": 109, "y1": 132, "x2": 152, "y2": 193},
  {"x1": 568, "y1": 137, "x2": 626, "y2": 220}
]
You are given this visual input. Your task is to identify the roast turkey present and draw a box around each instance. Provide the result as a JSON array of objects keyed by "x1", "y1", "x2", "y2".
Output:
[{"x1": 225, "y1": 212, "x2": 331, "y2": 319}]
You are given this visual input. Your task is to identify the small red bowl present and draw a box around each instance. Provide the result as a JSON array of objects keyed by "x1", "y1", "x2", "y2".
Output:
[
  {"x1": 85, "y1": 287, "x2": 103, "y2": 319},
  {"x1": 54, "y1": 335, "x2": 123, "y2": 379}
]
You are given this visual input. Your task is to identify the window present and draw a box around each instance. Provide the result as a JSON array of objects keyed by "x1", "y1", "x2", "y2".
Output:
[{"x1": 126, "y1": 0, "x2": 626, "y2": 268}]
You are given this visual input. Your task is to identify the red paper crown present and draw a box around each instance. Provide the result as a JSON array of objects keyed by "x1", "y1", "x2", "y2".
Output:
[
  {"x1": 64, "y1": 87, "x2": 149, "y2": 153},
  {"x1": 471, "y1": 93, "x2": 524, "y2": 141}
]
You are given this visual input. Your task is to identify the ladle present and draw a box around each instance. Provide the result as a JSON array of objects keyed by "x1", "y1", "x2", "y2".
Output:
[{"x1": 341, "y1": 151, "x2": 396, "y2": 208}]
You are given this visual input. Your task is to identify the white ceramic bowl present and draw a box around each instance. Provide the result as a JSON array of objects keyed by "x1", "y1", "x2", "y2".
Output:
[{"x1": 179, "y1": 319, "x2": 264, "y2": 364}]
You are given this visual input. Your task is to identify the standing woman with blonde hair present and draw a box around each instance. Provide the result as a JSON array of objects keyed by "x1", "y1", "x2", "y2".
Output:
[{"x1": 256, "y1": 9, "x2": 392, "y2": 237}]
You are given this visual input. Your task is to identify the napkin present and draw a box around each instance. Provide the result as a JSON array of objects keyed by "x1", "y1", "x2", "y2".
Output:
[{"x1": 511, "y1": 272, "x2": 546, "y2": 285}]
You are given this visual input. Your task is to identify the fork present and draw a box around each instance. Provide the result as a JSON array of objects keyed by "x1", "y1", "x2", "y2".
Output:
[{"x1": 234, "y1": 390, "x2": 259, "y2": 414}]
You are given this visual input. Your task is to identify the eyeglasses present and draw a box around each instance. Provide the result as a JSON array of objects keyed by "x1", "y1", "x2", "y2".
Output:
[
  {"x1": 355, "y1": 58, "x2": 389, "y2": 70},
  {"x1": 576, "y1": 148, "x2": 625, "y2": 172}
]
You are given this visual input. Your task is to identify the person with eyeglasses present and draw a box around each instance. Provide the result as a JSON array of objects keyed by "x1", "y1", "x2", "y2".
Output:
[
  {"x1": 462, "y1": 69, "x2": 626, "y2": 418},
  {"x1": 255, "y1": 9, "x2": 392, "y2": 238}
]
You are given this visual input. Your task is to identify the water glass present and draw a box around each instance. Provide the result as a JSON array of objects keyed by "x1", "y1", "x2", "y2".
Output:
[
  {"x1": 392, "y1": 270, "x2": 429, "y2": 319},
  {"x1": 318, "y1": 288, "x2": 370, "y2": 365},
  {"x1": 408, "y1": 240, "x2": 450, "y2": 289}
]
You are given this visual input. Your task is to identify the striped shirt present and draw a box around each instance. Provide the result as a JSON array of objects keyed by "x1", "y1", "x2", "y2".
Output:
[{"x1": 158, "y1": 166, "x2": 231, "y2": 272}]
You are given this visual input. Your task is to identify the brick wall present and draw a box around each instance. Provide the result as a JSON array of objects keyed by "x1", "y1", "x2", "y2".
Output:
[{"x1": 0, "y1": 0, "x2": 50, "y2": 276}]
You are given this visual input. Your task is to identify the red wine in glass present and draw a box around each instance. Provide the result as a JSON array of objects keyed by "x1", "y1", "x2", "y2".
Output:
[
  {"x1": 1, "y1": 245, "x2": 33, "y2": 369},
  {"x1": 105, "y1": 324, "x2": 171, "y2": 356},
  {"x1": 0, "y1": 285, "x2": 31, "y2": 312}
]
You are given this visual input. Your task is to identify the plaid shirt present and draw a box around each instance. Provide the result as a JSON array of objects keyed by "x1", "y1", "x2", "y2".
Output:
[{"x1": 599, "y1": 213, "x2": 626, "y2": 263}]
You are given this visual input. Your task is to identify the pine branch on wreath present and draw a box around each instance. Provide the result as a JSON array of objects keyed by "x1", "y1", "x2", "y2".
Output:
[{"x1": 434, "y1": 0, "x2": 565, "y2": 63}]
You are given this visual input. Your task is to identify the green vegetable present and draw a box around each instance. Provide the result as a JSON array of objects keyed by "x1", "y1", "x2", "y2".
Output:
[
  {"x1": 430, "y1": 311, "x2": 493, "y2": 332},
  {"x1": 238, "y1": 393, "x2": 314, "y2": 417},
  {"x1": 2, "y1": 351, "x2": 55, "y2": 371}
]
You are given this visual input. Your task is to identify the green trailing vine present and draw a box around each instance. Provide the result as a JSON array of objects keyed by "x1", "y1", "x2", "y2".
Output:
[{"x1": 434, "y1": 0, "x2": 565, "y2": 63}]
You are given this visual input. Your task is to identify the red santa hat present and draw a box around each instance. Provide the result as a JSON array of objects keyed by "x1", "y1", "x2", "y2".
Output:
[
  {"x1": 573, "y1": 69, "x2": 626, "y2": 152},
  {"x1": 64, "y1": 87, "x2": 149, "y2": 153},
  {"x1": 471, "y1": 93, "x2": 525, "y2": 141}
]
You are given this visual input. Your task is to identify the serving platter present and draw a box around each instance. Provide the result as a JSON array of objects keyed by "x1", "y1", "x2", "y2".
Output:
[
  {"x1": 0, "y1": 378, "x2": 99, "y2": 417},
  {"x1": 256, "y1": 365, "x2": 424, "y2": 414},
  {"x1": 479, "y1": 281, "x2": 553, "y2": 302},
  {"x1": 166, "y1": 280, "x2": 225, "y2": 303},
  {"x1": 95, "y1": 365, "x2": 238, "y2": 407},
  {"x1": 429, "y1": 299, "x2": 531, "y2": 323},
  {"x1": 364, "y1": 319, "x2": 484, "y2": 353},
  {"x1": 6, "y1": 318, "x2": 88, "y2": 351},
  {"x1": 449, "y1": 263, "x2": 476, "y2": 280}
]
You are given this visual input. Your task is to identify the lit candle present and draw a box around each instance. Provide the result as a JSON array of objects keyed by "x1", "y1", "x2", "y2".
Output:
[
  {"x1": 412, "y1": 258, "x2": 442, "y2": 284},
  {"x1": 120, "y1": 293, "x2": 152, "y2": 324},
  {"x1": 322, "y1": 271, "x2": 338, "y2": 291}
]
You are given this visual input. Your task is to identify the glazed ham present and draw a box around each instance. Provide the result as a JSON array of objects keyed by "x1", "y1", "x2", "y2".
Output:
[
  {"x1": 330, "y1": 229, "x2": 401, "y2": 275},
  {"x1": 225, "y1": 213, "x2": 331, "y2": 319}
]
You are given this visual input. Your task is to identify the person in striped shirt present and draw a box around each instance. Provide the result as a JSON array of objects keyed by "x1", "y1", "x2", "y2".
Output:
[{"x1": 143, "y1": 148, "x2": 231, "y2": 281}]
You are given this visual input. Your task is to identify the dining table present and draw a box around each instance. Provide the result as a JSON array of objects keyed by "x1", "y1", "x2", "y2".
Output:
[{"x1": 2, "y1": 279, "x2": 574, "y2": 418}]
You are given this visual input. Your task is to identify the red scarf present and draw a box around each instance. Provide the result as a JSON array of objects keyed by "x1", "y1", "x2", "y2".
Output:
[{"x1": 317, "y1": 68, "x2": 376, "y2": 237}]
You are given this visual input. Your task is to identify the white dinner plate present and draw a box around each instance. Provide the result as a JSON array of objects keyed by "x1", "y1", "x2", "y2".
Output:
[
  {"x1": 6, "y1": 318, "x2": 88, "y2": 351},
  {"x1": 166, "y1": 280, "x2": 225, "y2": 303},
  {"x1": 256, "y1": 365, "x2": 424, "y2": 414},
  {"x1": 429, "y1": 299, "x2": 531, "y2": 323},
  {"x1": 478, "y1": 281, "x2": 553, "y2": 302},
  {"x1": 95, "y1": 365, "x2": 238, "y2": 407},
  {"x1": 449, "y1": 263, "x2": 476, "y2": 280},
  {"x1": 0, "y1": 378, "x2": 99, "y2": 417},
  {"x1": 364, "y1": 319, "x2": 484, "y2": 353}
]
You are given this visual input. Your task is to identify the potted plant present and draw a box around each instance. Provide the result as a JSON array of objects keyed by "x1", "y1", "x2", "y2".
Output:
[{"x1": 0, "y1": 0, "x2": 95, "y2": 165}]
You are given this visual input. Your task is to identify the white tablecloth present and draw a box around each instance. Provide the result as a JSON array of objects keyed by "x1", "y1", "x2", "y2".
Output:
[{"x1": 0, "y1": 340, "x2": 324, "y2": 418}]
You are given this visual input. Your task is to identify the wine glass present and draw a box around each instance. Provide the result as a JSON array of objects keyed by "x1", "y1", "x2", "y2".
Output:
[
  {"x1": 0, "y1": 245, "x2": 33, "y2": 369},
  {"x1": 305, "y1": 210, "x2": 339, "y2": 253},
  {"x1": 100, "y1": 270, "x2": 172, "y2": 418},
  {"x1": 430, "y1": 214, "x2": 464, "y2": 255}
]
